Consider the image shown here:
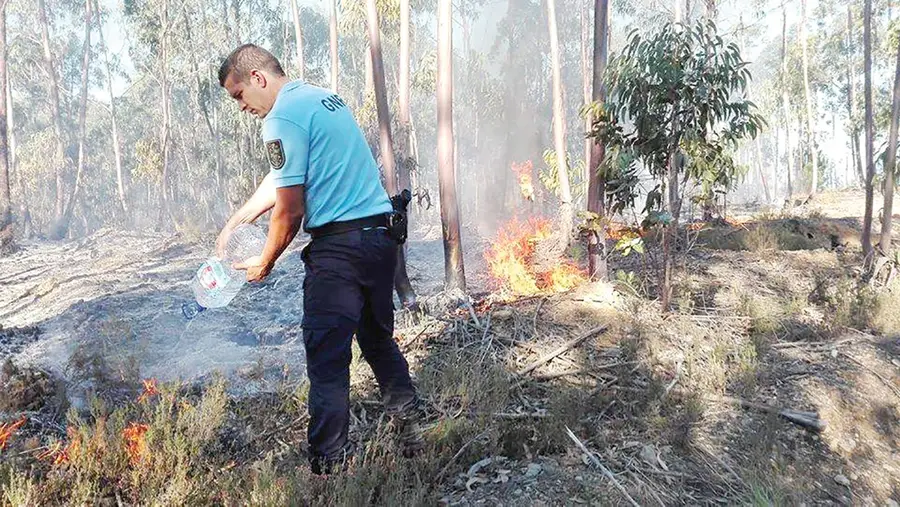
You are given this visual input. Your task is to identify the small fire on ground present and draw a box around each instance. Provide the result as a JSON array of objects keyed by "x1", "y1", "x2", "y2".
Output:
[{"x1": 486, "y1": 217, "x2": 585, "y2": 296}]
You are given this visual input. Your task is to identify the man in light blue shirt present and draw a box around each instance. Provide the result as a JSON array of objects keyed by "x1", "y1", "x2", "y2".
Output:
[{"x1": 214, "y1": 44, "x2": 422, "y2": 475}]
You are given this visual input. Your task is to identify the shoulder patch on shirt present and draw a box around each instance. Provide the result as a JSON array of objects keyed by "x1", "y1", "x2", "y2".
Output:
[{"x1": 266, "y1": 139, "x2": 285, "y2": 170}]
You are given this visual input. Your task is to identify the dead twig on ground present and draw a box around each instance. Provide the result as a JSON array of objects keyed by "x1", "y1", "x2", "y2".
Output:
[
  {"x1": 710, "y1": 395, "x2": 826, "y2": 432},
  {"x1": 564, "y1": 426, "x2": 640, "y2": 507},
  {"x1": 517, "y1": 326, "x2": 608, "y2": 376}
]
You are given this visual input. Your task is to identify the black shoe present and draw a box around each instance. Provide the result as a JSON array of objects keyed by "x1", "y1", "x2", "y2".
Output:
[
  {"x1": 309, "y1": 442, "x2": 354, "y2": 476},
  {"x1": 387, "y1": 399, "x2": 425, "y2": 457}
]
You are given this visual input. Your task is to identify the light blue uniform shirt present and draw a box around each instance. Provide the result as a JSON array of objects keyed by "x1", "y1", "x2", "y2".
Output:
[{"x1": 261, "y1": 80, "x2": 392, "y2": 230}]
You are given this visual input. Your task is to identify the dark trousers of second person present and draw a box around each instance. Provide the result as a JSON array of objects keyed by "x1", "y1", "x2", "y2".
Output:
[{"x1": 300, "y1": 226, "x2": 417, "y2": 472}]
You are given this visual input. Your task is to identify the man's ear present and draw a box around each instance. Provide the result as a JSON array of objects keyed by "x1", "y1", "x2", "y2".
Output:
[{"x1": 250, "y1": 69, "x2": 268, "y2": 87}]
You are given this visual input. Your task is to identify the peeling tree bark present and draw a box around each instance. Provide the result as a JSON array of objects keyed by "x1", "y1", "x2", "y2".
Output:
[
  {"x1": 587, "y1": 0, "x2": 609, "y2": 282},
  {"x1": 546, "y1": 0, "x2": 574, "y2": 250},
  {"x1": 437, "y1": 0, "x2": 465, "y2": 293}
]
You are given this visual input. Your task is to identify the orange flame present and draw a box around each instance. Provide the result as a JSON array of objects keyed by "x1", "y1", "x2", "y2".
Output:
[
  {"x1": 486, "y1": 217, "x2": 585, "y2": 296},
  {"x1": 0, "y1": 417, "x2": 26, "y2": 450},
  {"x1": 123, "y1": 423, "x2": 149, "y2": 465},
  {"x1": 511, "y1": 161, "x2": 535, "y2": 201},
  {"x1": 37, "y1": 427, "x2": 82, "y2": 466},
  {"x1": 137, "y1": 378, "x2": 159, "y2": 403}
]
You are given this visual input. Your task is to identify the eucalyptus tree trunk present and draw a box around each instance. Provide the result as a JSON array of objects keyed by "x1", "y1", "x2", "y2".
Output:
[
  {"x1": 863, "y1": 0, "x2": 875, "y2": 258},
  {"x1": 800, "y1": 0, "x2": 819, "y2": 196},
  {"x1": 398, "y1": 0, "x2": 412, "y2": 194},
  {"x1": 290, "y1": 0, "x2": 304, "y2": 80},
  {"x1": 38, "y1": 0, "x2": 68, "y2": 227},
  {"x1": 581, "y1": 1, "x2": 590, "y2": 177},
  {"x1": 0, "y1": 1, "x2": 11, "y2": 251},
  {"x1": 782, "y1": 5, "x2": 794, "y2": 202},
  {"x1": 879, "y1": 32, "x2": 900, "y2": 255},
  {"x1": 848, "y1": 5, "x2": 864, "y2": 186},
  {"x1": 546, "y1": 0, "x2": 574, "y2": 249},
  {"x1": 587, "y1": 0, "x2": 609, "y2": 281},
  {"x1": 56, "y1": 0, "x2": 93, "y2": 238},
  {"x1": 366, "y1": 0, "x2": 418, "y2": 306},
  {"x1": 438, "y1": 0, "x2": 465, "y2": 293},
  {"x1": 158, "y1": 0, "x2": 174, "y2": 228},
  {"x1": 365, "y1": 44, "x2": 374, "y2": 96},
  {"x1": 97, "y1": 0, "x2": 128, "y2": 220},
  {"x1": 330, "y1": 0, "x2": 338, "y2": 91}
]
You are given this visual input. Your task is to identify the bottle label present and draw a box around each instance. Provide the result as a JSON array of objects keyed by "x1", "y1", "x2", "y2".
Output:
[{"x1": 197, "y1": 259, "x2": 231, "y2": 296}]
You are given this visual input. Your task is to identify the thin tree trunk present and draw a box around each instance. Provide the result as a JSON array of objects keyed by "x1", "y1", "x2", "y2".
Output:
[
  {"x1": 863, "y1": 0, "x2": 875, "y2": 258},
  {"x1": 57, "y1": 0, "x2": 93, "y2": 238},
  {"x1": 800, "y1": 0, "x2": 818, "y2": 196},
  {"x1": 159, "y1": 0, "x2": 173, "y2": 228},
  {"x1": 330, "y1": 0, "x2": 338, "y2": 91},
  {"x1": 546, "y1": 0, "x2": 573, "y2": 249},
  {"x1": 0, "y1": 1, "x2": 10, "y2": 251},
  {"x1": 398, "y1": 0, "x2": 411, "y2": 193},
  {"x1": 879, "y1": 33, "x2": 900, "y2": 255},
  {"x1": 581, "y1": 1, "x2": 591, "y2": 182},
  {"x1": 97, "y1": 0, "x2": 128, "y2": 220},
  {"x1": 675, "y1": 0, "x2": 682, "y2": 22},
  {"x1": 755, "y1": 139, "x2": 771, "y2": 203},
  {"x1": 290, "y1": 0, "x2": 304, "y2": 80},
  {"x1": 366, "y1": 0, "x2": 417, "y2": 306},
  {"x1": 773, "y1": 130, "x2": 780, "y2": 199},
  {"x1": 782, "y1": 4, "x2": 794, "y2": 202},
  {"x1": 848, "y1": 5, "x2": 864, "y2": 187},
  {"x1": 587, "y1": 0, "x2": 609, "y2": 281},
  {"x1": 38, "y1": 0, "x2": 68, "y2": 226},
  {"x1": 365, "y1": 43, "x2": 374, "y2": 96},
  {"x1": 437, "y1": 0, "x2": 465, "y2": 292}
]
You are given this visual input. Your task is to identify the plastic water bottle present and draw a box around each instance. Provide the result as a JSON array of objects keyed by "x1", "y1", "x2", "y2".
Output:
[{"x1": 182, "y1": 223, "x2": 268, "y2": 319}]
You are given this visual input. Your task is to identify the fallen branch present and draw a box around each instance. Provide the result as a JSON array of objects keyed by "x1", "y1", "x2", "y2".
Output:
[
  {"x1": 517, "y1": 326, "x2": 608, "y2": 376},
  {"x1": 711, "y1": 395, "x2": 825, "y2": 432},
  {"x1": 564, "y1": 426, "x2": 640, "y2": 507}
]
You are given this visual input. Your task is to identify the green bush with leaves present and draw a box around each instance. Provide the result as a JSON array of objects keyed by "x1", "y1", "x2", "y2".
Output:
[{"x1": 589, "y1": 20, "x2": 766, "y2": 223}]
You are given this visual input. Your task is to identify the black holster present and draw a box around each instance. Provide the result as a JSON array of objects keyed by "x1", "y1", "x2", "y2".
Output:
[{"x1": 387, "y1": 189, "x2": 412, "y2": 244}]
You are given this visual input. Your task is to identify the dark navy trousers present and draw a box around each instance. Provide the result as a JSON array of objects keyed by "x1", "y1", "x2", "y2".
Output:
[{"x1": 300, "y1": 227, "x2": 417, "y2": 463}]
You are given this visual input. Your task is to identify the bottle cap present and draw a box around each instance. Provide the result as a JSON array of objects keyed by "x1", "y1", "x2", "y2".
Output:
[{"x1": 182, "y1": 301, "x2": 206, "y2": 320}]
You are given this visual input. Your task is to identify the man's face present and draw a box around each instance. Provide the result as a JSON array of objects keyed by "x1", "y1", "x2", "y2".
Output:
[{"x1": 223, "y1": 70, "x2": 274, "y2": 118}]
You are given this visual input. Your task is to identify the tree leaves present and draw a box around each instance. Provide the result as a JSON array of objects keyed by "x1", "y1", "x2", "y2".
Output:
[{"x1": 588, "y1": 20, "x2": 766, "y2": 223}]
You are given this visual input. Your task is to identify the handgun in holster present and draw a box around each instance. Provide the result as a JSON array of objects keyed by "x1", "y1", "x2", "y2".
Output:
[{"x1": 387, "y1": 189, "x2": 412, "y2": 244}]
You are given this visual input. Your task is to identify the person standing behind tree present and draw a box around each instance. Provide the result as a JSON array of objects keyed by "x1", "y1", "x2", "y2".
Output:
[{"x1": 214, "y1": 44, "x2": 424, "y2": 475}]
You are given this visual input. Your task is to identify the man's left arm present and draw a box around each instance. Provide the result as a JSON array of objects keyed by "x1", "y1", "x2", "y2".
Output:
[{"x1": 235, "y1": 185, "x2": 305, "y2": 282}]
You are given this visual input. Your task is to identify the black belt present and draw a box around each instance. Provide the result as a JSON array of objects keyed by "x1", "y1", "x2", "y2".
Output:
[{"x1": 307, "y1": 214, "x2": 389, "y2": 239}]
